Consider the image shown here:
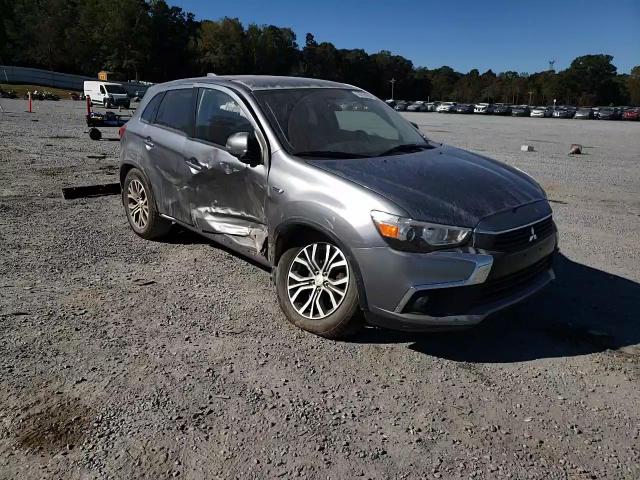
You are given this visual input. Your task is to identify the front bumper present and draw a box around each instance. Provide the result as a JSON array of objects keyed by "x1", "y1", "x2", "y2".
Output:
[{"x1": 354, "y1": 230, "x2": 557, "y2": 332}]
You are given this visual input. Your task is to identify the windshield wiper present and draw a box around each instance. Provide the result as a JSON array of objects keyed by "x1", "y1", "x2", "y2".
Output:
[
  {"x1": 294, "y1": 150, "x2": 370, "y2": 159},
  {"x1": 377, "y1": 143, "x2": 433, "y2": 157}
]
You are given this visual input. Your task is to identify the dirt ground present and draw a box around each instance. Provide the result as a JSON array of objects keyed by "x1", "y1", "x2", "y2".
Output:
[{"x1": 1, "y1": 98, "x2": 639, "y2": 480}]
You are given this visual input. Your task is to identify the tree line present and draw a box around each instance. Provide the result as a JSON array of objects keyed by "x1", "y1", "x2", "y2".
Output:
[{"x1": 1, "y1": 0, "x2": 638, "y2": 105}]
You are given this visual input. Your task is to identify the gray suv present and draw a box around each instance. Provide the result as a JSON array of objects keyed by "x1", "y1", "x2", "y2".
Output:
[{"x1": 119, "y1": 75, "x2": 557, "y2": 339}]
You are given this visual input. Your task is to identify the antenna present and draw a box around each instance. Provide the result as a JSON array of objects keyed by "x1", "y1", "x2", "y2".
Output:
[{"x1": 548, "y1": 59, "x2": 556, "y2": 71}]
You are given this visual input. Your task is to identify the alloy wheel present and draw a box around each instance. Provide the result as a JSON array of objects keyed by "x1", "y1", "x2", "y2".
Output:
[
  {"x1": 287, "y1": 243, "x2": 349, "y2": 320},
  {"x1": 127, "y1": 179, "x2": 149, "y2": 229}
]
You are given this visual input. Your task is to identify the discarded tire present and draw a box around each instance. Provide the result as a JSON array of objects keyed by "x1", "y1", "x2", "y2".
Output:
[{"x1": 89, "y1": 128, "x2": 102, "y2": 141}]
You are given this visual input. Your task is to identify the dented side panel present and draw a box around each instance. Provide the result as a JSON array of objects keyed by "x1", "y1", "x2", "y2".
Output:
[{"x1": 184, "y1": 133, "x2": 268, "y2": 254}]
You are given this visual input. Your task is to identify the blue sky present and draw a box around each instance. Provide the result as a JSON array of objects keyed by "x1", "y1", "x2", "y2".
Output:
[{"x1": 171, "y1": 0, "x2": 639, "y2": 74}]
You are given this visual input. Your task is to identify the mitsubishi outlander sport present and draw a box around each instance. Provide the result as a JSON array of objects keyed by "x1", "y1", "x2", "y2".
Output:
[{"x1": 119, "y1": 75, "x2": 557, "y2": 339}]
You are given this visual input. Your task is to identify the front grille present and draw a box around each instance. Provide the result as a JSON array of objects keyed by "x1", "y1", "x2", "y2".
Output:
[
  {"x1": 479, "y1": 255, "x2": 553, "y2": 304},
  {"x1": 474, "y1": 216, "x2": 554, "y2": 252}
]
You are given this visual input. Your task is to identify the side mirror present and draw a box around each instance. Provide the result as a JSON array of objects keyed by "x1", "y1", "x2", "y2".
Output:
[{"x1": 226, "y1": 132, "x2": 260, "y2": 165}]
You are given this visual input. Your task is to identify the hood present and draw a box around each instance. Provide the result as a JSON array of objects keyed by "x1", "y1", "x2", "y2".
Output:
[{"x1": 307, "y1": 144, "x2": 546, "y2": 227}]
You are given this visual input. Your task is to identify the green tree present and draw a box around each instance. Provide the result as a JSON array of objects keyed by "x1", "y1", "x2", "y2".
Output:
[
  {"x1": 626, "y1": 66, "x2": 640, "y2": 105},
  {"x1": 428, "y1": 66, "x2": 460, "y2": 100},
  {"x1": 246, "y1": 24, "x2": 298, "y2": 75},
  {"x1": 563, "y1": 54, "x2": 619, "y2": 105},
  {"x1": 147, "y1": 0, "x2": 198, "y2": 81},
  {"x1": 198, "y1": 18, "x2": 248, "y2": 75}
]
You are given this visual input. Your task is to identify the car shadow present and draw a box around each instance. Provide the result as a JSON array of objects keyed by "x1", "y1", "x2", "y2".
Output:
[
  {"x1": 161, "y1": 227, "x2": 271, "y2": 272},
  {"x1": 354, "y1": 253, "x2": 640, "y2": 363}
]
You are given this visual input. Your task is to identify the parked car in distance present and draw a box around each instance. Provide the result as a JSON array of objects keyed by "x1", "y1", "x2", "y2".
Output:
[
  {"x1": 119, "y1": 75, "x2": 556, "y2": 339},
  {"x1": 474, "y1": 103, "x2": 494, "y2": 114},
  {"x1": 454, "y1": 103, "x2": 474, "y2": 114},
  {"x1": 622, "y1": 107, "x2": 640, "y2": 120},
  {"x1": 421, "y1": 102, "x2": 436, "y2": 112},
  {"x1": 492, "y1": 104, "x2": 512, "y2": 115},
  {"x1": 531, "y1": 106, "x2": 553, "y2": 118},
  {"x1": 597, "y1": 106, "x2": 621, "y2": 120},
  {"x1": 84, "y1": 80, "x2": 131, "y2": 109},
  {"x1": 574, "y1": 107, "x2": 594, "y2": 119},
  {"x1": 385, "y1": 99, "x2": 396, "y2": 108},
  {"x1": 394, "y1": 101, "x2": 409, "y2": 111},
  {"x1": 552, "y1": 107, "x2": 573, "y2": 118},
  {"x1": 407, "y1": 101, "x2": 429, "y2": 112},
  {"x1": 511, "y1": 105, "x2": 530, "y2": 117},
  {"x1": 436, "y1": 101, "x2": 457, "y2": 112}
]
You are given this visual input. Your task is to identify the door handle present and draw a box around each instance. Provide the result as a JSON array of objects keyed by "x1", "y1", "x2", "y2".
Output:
[
  {"x1": 185, "y1": 157, "x2": 204, "y2": 172},
  {"x1": 143, "y1": 137, "x2": 154, "y2": 150}
]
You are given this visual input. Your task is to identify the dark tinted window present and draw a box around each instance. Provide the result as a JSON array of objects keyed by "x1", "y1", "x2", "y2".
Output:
[
  {"x1": 155, "y1": 89, "x2": 193, "y2": 134},
  {"x1": 141, "y1": 92, "x2": 164, "y2": 123},
  {"x1": 195, "y1": 88, "x2": 253, "y2": 146},
  {"x1": 105, "y1": 84, "x2": 126, "y2": 94}
]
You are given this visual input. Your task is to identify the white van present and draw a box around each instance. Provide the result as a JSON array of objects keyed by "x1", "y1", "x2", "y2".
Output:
[{"x1": 84, "y1": 81, "x2": 130, "y2": 108}]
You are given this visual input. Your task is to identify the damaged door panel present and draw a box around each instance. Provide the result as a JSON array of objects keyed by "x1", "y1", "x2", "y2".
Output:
[
  {"x1": 143, "y1": 87, "x2": 195, "y2": 225},
  {"x1": 184, "y1": 85, "x2": 268, "y2": 253}
]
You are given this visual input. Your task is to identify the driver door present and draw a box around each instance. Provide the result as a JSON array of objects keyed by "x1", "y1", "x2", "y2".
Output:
[{"x1": 183, "y1": 85, "x2": 268, "y2": 252}]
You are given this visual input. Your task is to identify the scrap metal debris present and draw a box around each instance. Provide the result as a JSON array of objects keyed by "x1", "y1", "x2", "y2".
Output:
[{"x1": 569, "y1": 144, "x2": 582, "y2": 155}]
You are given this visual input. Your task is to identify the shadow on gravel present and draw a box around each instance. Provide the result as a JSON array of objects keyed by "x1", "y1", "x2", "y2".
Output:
[
  {"x1": 356, "y1": 254, "x2": 640, "y2": 363},
  {"x1": 162, "y1": 227, "x2": 271, "y2": 272}
]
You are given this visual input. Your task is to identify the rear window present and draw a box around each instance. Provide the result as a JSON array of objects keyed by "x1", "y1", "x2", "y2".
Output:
[
  {"x1": 141, "y1": 92, "x2": 165, "y2": 123},
  {"x1": 154, "y1": 89, "x2": 194, "y2": 134}
]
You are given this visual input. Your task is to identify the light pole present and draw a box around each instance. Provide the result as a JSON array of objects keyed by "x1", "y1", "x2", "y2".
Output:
[
  {"x1": 528, "y1": 90, "x2": 533, "y2": 106},
  {"x1": 389, "y1": 78, "x2": 396, "y2": 100}
]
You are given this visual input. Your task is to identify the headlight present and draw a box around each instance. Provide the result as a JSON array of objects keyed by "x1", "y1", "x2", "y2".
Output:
[{"x1": 371, "y1": 211, "x2": 471, "y2": 252}]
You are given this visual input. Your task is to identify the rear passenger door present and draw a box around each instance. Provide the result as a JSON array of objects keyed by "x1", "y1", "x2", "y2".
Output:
[
  {"x1": 143, "y1": 87, "x2": 195, "y2": 225},
  {"x1": 183, "y1": 85, "x2": 268, "y2": 250}
]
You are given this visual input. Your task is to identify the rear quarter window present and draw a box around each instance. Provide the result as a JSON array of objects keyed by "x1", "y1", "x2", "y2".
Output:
[{"x1": 140, "y1": 92, "x2": 165, "y2": 124}]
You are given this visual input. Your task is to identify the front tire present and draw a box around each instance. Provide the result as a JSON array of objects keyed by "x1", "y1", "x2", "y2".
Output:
[
  {"x1": 275, "y1": 241, "x2": 362, "y2": 339},
  {"x1": 122, "y1": 168, "x2": 171, "y2": 240}
]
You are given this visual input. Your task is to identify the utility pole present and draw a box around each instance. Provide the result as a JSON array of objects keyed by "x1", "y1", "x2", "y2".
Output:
[
  {"x1": 528, "y1": 90, "x2": 533, "y2": 106},
  {"x1": 389, "y1": 78, "x2": 396, "y2": 100}
]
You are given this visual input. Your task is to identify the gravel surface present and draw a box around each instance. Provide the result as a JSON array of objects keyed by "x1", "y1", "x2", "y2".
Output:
[{"x1": 1, "y1": 99, "x2": 639, "y2": 480}]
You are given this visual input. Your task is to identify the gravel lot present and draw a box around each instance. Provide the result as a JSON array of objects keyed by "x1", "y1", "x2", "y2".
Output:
[{"x1": 1, "y1": 99, "x2": 639, "y2": 480}]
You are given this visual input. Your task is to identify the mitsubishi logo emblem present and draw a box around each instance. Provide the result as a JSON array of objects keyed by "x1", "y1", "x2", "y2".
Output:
[{"x1": 529, "y1": 227, "x2": 537, "y2": 242}]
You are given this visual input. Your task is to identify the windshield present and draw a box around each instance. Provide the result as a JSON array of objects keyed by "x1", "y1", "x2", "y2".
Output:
[
  {"x1": 253, "y1": 88, "x2": 428, "y2": 157},
  {"x1": 105, "y1": 84, "x2": 126, "y2": 94}
]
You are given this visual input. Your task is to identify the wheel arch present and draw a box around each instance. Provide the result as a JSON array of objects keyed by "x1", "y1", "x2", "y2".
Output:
[
  {"x1": 119, "y1": 162, "x2": 136, "y2": 187},
  {"x1": 271, "y1": 219, "x2": 369, "y2": 311}
]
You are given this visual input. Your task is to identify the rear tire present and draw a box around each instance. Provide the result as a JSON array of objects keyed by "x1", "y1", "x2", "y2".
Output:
[
  {"x1": 122, "y1": 168, "x2": 171, "y2": 240},
  {"x1": 275, "y1": 240, "x2": 362, "y2": 339}
]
